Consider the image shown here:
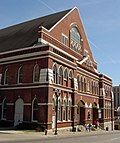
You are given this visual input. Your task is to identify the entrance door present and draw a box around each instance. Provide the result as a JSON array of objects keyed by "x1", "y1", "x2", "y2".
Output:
[
  {"x1": 14, "y1": 98, "x2": 24, "y2": 126},
  {"x1": 93, "y1": 108, "x2": 98, "y2": 124},
  {"x1": 78, "y1": 100, "x2": 85, "y2": 125},
  {"x1": 92, "y1": 102, "x2": 98, "y2": 125},
  {"x1": 80, "y1": 107, "x2": 85, "y2": 125},
  {"x1": 52, "y1": 115, "x2": 55, "y2": 129}
]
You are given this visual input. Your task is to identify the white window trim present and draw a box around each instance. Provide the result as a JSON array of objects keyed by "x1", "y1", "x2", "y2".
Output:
[
  {"x1": 31, "y1": 97, "x2": 38, "y2": 122},
  {"x1": 33, "y1": 64, "x2": 40, "y2": 83},
  {"x1": 17, "y1": 66, "x2": 23, "y2": 84},
  {"x1": 62, "y1": 33, "x2": 68, "y2": 39},
  {"x1": 1, "y1": 98, "x2": 6, "y2": 120},
  {"x1": 4, "y1": 69, "x2": 8, "y2": 85}
]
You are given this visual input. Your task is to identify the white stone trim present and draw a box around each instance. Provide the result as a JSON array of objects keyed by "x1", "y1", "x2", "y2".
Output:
[
  {"x1": 0, "y1": 43, "x2": 45, "y2": 55},
  {"x1": 39, "y1": 38, "x2": 77, "y2": 60},
  {"x1": 89, "y1": 103, "x2": 92, "y2": 108},
  {"x1": 77, "y1": 92, "x2": 99, "y2": 98},
  {"x1": 24, "y1": 103, "x2": 31, "y2": 106},
  {"x1": 0, "y1": 55, "x2": 49, "y2": 65},
  {"x1": 85, "y1": 102, "x2": 88, "y2": 108},
  {"x1": 50, "y1": 54, "x2": 76, "y2": 69},
  {"x1": 74, "y1": 78, "x2": 78, "y2": 90},
  {"x1": 0, "y1": 84, "x2": 49, "y2": 90},
  {"x1": 77, "y1": 56, "x2": 88, "y2": 65},
  {"x1": 48, "y1": 68, "x2": 53, "y2": 84},
  {"x1": 40, "y1": 68, "x2": 48, "y2": 83},
  {"x1": 0, "y1": 84, "x2": 74, "y2": 93},
  {"x1": 103, "y1": 121, "x2": 113, "y2": 131},
  {"x1": 38, "y1": 103, "x2": 53, "y2": 106},
  {"x1": 0, "y1": 50, "x2": 49, "y2": 63},
  {"x1": 61, "y1": 33, "x2": 68, "y2": 39},
  {"x1": 7, "y1": 103, "x2": 14, "y2": 106},
  {"x1": 76, "y1": 7, "x2": 97, "y2": 64},
  {"x1": 77, "y1": 66, "x2": 99, "y2": 79}
]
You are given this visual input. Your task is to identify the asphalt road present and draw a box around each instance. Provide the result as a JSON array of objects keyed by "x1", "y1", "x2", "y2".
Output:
[{"x1": 0, "y1": 131, "x2": 120, "y2": 143}]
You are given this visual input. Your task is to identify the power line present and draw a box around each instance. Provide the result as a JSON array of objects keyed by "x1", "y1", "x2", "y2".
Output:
[{"x1": 37, "y1": 0, "x2": 56, "y2": 12}]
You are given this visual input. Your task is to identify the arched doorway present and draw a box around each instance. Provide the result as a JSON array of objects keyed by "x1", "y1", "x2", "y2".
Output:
[
  {"x1": 14, "y1": 98, "x2": 24, "y2": 126},
  {"x1": 92, "y1": 102, "x2": 98, "y2": 125},
  {"x1": 78, "y1": 100, "x2": 85, "y2": 125}
]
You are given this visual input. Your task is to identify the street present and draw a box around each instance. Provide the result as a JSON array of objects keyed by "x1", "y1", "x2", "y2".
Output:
[{"x1": 0, "y1": 131, "x2": 120, "y2": 143}]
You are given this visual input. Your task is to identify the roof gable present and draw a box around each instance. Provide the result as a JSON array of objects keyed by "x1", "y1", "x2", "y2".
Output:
[{"x1": 0, "y1": 9, "x2": 71, "y2": 53}]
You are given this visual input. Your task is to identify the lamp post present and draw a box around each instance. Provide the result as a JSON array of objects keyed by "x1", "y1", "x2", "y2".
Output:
[{"x1": 54, "y1": 89, "x2": 60, "y2": 135}]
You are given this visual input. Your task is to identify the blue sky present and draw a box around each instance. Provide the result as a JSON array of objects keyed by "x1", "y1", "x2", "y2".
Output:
[{"x1": 0, "y1": 0, "x2": 120, "y2": 85}]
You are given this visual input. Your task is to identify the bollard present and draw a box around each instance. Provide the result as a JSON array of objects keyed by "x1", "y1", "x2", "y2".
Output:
[{"x1": 45, "y1": 129, "x2": 47, "y2": 135}]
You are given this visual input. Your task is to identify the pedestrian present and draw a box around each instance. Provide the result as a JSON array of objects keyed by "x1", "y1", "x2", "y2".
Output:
[{"x1": 88, "y1": 124, "x2": 91, "y2": 132}]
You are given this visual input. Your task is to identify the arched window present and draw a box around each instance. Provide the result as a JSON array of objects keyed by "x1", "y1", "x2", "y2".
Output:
[
  {"x1": 58, "y1": 97, "x2": 62, "y2": 121},
  {"x1": 33, "y1": 64, "x2": 39, "y2": 82},
  {"x1": 69, "y1": 70, "x2": 73, "y2": 88},
  {"x1": 84, "y1": 78, "x2": 87, "y2": 92},
  {"x1": 17, "y1": 66, "x2": 23, "y2": 84},
  {"x1": 77, "y1": 75, "x2": 80, "y2": 91},
  {"x1": 81, "y1": 76, "x2": 84, "y2": 91},
  {"x1": 53, "y1": 64, "x2": 57, "y2": 84},
  {"x1": 2, "y1": 98, "x2": 7, "y2": 119},
  {"x1": 63, "y1": 98, "x2": 67, "y2": 121},
  {"x1": 58, "y1": 66, "x2": 63, "y2": 85},
  {"x1": 68, "y1": 98, "x2": 72, "y2": 120},
  {"x1": 87, "y1": 80, "x2": 90, "y2": 92},
  {"x1": 70, "y1": 27, "x2": 82, "y2": 52},
  {"x1": 64, "y1": 68, "x2": 68, "y2": 86},
  {"x1": 32, "y1": 98, "x2": 38, "y2": 121},
  {"x1": 4, "y1": 69, "x2": 9, "y2": 85},
  {"x1": 91, "y1": 81, "x2": 94, "y2": 94}
]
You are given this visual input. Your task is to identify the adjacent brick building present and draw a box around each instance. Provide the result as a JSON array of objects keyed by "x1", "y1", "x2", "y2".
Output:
[{"x1": 0, "y1": 7, "x2": 114, "y2": 130}]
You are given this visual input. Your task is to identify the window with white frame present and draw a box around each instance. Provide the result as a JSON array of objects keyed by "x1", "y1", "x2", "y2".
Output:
[
  {"x1": 61, "y1": 34, "x2": 68, "y2": 45},
  {"x1": 32, "y1": 98, "x2": 38, "y2": 121},
  {"x1": 68, "y1": 97, "x2": 72, "y2": 120},
  {"x1": 64, "y1": 68, "x2": 68, "y2": 86},
  {"x1": 81, "y1": 76, "x2": 84, "y2": 91},
  {"x1": 84, "y1": 78, "x2": 87, "y2": 92},
  {"x1": 63, "y1": 98, "x2": 67, "y2": 121},
  {"x1": 17, "y1": 66, "x2": 23, "y2": 84},
  {"x1": 70, "y1": 27, "x2": 82, "y2": 53},
  {"x1": 33, "y1": 64, "x2": 40, "y2": 82},
  {"x1": 57, "y1": 98, "x2": 62, "y2": 121},
  {"x1": 53, "y1": 64, "x2": 57, "y2": 84},
  {"x1": 77, "y1": 75, "x2": 80, "y2": 91},
  {"x1": 4, "y1": 69, "x2": 9, "y2": 85},
  {"x1": 58, "y1": 66, "x2": 63, "y2": 85},
  {"x1": 2, "y1": 98, "x2": 7, "y2": 119},
  {"x1": 69, "y1": 70, "x2": 73, "y2": 88}
]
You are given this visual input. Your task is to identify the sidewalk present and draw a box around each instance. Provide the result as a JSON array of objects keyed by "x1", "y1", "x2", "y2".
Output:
[
  {"x1": 0, "y1": 128, "x2": 119, "y2": 143},
  {"x1": 0, "y1": 128, "x2": 118, "y2": 137}
]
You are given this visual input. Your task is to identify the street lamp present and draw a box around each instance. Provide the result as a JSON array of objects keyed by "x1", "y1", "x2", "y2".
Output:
[{"x1": 54, "y1": 89, "x2": 61, "y2": 135}]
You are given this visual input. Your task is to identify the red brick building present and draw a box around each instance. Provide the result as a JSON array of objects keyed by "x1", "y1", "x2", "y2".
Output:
[{"x1": 0, "y1": 7, "x2": 114, "y2": 130}]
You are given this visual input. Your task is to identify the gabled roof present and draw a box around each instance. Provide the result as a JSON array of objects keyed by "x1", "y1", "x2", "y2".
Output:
[{"x1": 0, "y1": 9, "x2": 71, "y2": 53}]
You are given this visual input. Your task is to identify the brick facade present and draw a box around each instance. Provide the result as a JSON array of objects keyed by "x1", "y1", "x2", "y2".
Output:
[{"x1": 0, "y1": 7, "x2": 114, "y2": 130}]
